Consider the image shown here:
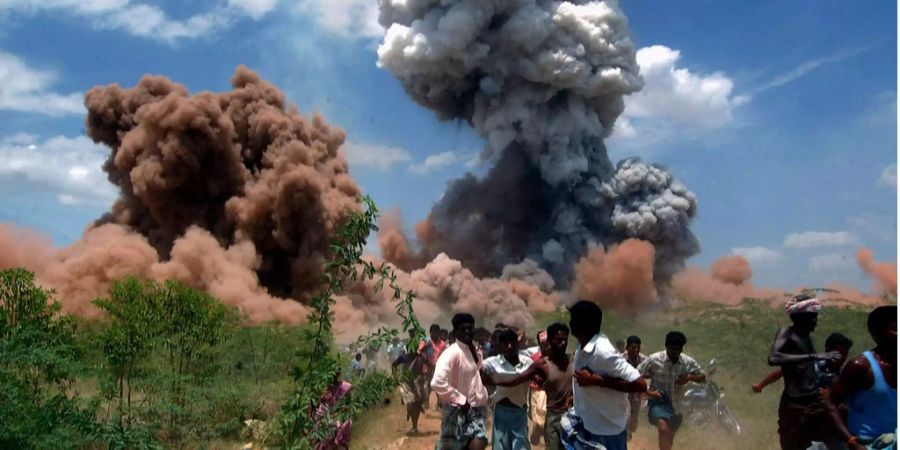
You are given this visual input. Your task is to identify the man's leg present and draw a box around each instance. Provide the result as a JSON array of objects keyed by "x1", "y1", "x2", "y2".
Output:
[
  {"x1": 596, "y1": 429, "x2": 629, "y2": 450},
  {"x1": 656, "y1": 419, "x2": 673, "y2": 450},
  {"x1": 543, "y1": 411, "x2": 563, "y2": 450},
  {"x1": 408, "y1": 403, "x2": 421, "y2": 434}
]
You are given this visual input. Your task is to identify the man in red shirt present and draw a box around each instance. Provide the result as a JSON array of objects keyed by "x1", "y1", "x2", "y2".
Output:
[{"x1": 420, "y1": 323, "x2": 448, "y2": 409}]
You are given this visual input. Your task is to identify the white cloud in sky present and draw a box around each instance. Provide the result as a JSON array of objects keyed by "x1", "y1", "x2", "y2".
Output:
[
  {"x1": 611, "y1": 45, "x2": 748, "y2": 146},
  {"x1": 878, "y1": 163, "x2": 896, "y2": 188},
  {"x1": 228, "y1": 0, "x2": 277, "y2": 20},
  {"x1": 0, "y1": 51, "x2": 84, "y2": 116},
  {"x1": 0, "y1": 134, "x2": 115, "y2": 206},
  {"x1": 784, "y1": 231, "x2": 859, "y2": 249},
  {"x1": 731, "y1": 246, "x2": 784, "y2": 266},
  {"x1": 342, "y1": 141, "x2": 411, "y2": 171},
  {"x1": 0, "y1": 0, "x2": 274, "y2": 43},
  {"x1": 408, "y1": 151, "x2": 468, "y2": 175},
  {"x1": 749, "y1": 48, "x2": 866, "y2": 96},
  {"x1": 294, "y1": 0, "x2": 381, "y2": 40},
  {"x1": 808, "y1": 252, "x2": 856, "y2": 274}
]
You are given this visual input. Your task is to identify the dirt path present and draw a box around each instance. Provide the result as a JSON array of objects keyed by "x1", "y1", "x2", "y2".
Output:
[{"x1": 355, "y1": 393, "x2": 659, "y2": 450}]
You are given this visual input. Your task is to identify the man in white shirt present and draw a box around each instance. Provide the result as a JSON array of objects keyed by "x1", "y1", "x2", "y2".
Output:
[
  {"x1": 432, "y1": 313, "x2": 489, "y2": 450},
  {"x1": 561, "y1": 300, "x2": 655, "y2": 450},
  {"x1": 482, "y1": 328, "x2": 534, "y2": 450}
]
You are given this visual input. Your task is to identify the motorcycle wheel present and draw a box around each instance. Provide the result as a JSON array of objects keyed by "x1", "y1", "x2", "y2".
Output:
[
  {"x1": 718, "y1": 405, "x2": 741, "y2": 435},
  {"x1": 683, "y1": 406, "x2": 711, "y2": 428}
]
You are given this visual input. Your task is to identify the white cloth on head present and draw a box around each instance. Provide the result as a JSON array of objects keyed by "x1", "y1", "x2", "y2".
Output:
[{"x1": 785, "y1": 297, "x2": 822, "y2": 315}]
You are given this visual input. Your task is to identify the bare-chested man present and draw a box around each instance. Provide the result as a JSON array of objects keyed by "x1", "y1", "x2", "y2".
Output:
[{"x1": 768, "y1": 294, "x2": 843, "y2": 450}]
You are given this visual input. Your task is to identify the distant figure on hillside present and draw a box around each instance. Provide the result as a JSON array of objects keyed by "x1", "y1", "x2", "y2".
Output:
[
  {"x1": 562, "y1": 300, "x2": 650, "y2": 450},
  {"x1": 482, "y1": 328, "x2": 534, "y2": 450},
  {"x1": 827, "y1": 305, "x2": 897, "y2": 449},
  {"x1": 753, "y1": 332, "x2": 854, "y2": 394},
  {"x1": 623, "y1": 335, "x2": 648, "y2": 439},
  {"x1": 638, "y1": 331, "x2": 705, "y2": 450},
  {"x1": 432, "y1": 313, "x2": 489, "y2": 450},
  {"x1": 767, "y1": 294, "x2": 844, "y2": 450},
  {"x1": 351, "y1": 353, "x2": 364, "y2": 376}
]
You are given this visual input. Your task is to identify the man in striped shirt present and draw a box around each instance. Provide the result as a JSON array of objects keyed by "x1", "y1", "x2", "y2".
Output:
[{"x1": 637, "y1": 331, "x2": 705, "y2": 450}]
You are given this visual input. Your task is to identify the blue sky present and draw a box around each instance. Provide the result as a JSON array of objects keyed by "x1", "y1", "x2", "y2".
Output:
[{"x1": 0, "y1": 0, "x2": 895, "y2": 292}]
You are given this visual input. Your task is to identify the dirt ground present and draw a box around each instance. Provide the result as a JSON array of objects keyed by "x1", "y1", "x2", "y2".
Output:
[{"x1": 353, "y1": 393, "x2": 660, "y2": 450}]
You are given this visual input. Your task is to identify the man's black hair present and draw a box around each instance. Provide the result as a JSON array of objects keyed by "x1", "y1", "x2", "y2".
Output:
[
  {"x1": 547, "y1": 322, "x2": 569, "y2": 339},
  {"x1": 430, "y1": 323, "x2": 441, "y2": 332},
  {"x1": 355, "y1": 353, "x2": 361, "y2": 359},
  {"x1": 626, "y1": 335, "x2": 641, "y2": 346},
  {"x1": 498, "y1": 328, "x2": 518, "y2": 344},
  {"x1": 824, "y1": 332, "x2": 853, "y2": 351},
  {"x1": 451, "y1": 313, "x2": 475, "y2": 330},
  {"x1": 665, "y1": 331, "x2": 687, "y2": 347},
  {"x1": 568, "y1": 300, "x2": 602, "y2": 336},
  {"x1": 868, "y1": 305, "x2": 897, "y2": 336}
]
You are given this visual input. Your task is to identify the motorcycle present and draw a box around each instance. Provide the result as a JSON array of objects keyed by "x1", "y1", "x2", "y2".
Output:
[{"x1": 680, "y1": 358, "x2": 742, "y2": 434}]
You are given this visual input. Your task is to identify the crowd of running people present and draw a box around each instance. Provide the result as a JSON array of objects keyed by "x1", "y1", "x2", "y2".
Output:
[{"x1": 341, "y1": 296, "x2": 895, "y2": 450}]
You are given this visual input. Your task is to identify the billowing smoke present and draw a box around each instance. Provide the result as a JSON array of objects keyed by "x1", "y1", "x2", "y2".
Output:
[
  {"x1": 856, "y1": 248, "x2": 897, "y2": 296},
  {"x1": 333, "y1": 252, "x2": 562, "y2": 343},
  {"x1": 85, "y1": 66, "x2": 361, "y2": 300},
  {"x1": 710, "y1": 255, "x2": 752, "y2": 286},
  {"x1": 376, "y1": 0, "x2": 699, "y2": 288},
  {"x1": 572, "y1": 239, "x2": 659, "y2": 314},
  {"x1": 673, "y1": 255, "x2": 778, "y2": 306},
  {"x1": 1, "y1": 67, "x2": 361, "y2": 323}
]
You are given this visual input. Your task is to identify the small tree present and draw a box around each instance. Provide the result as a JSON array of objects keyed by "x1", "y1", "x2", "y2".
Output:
[
  {"x1": 0, "y1": 268, "x2": 96, "y2": 450},
  {"x1": 268, "y1": 196, "x2": 425, "y2": 449},
  {"x1": 93, "y1": 277, "x2": 237, "y2": 448}
]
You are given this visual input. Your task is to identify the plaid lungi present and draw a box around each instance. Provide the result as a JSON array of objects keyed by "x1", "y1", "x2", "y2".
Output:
[{"x1": 435, "y1": 405, "x2": 488, "y2": 450}]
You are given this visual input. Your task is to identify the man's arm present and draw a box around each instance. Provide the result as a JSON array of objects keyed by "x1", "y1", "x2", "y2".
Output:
[
  {"x1": 430, "y1": 350, "x2": 466, "y2": 406},
  {"x1": 753, "y1": 368, "x2": 784, "y2": 393},
  {"x1": 575, "y1": 369, "x2": 648, "y2": 392},
  {"x1": 769, "y1": 328, "x2": 814, "y2": 365},
  {"x1": 577, "y1": 352, "x2": 647, "y2": 393},
  {"x1": 825, "y1": 357, "x2": 870, "y2": 449},
  {"x1": 493, "y1": 360, "x2": 546, "y2": 387},
  {"x1": 677, "y1": 358, "x2": 706, "y2": 385}
]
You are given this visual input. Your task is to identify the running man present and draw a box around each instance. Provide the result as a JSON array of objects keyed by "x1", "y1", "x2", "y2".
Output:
[
  {"x1": 637, "y1": 331, "x2": 705, "y2": 450},
  {"x1": 562, "y1": 300, "x2": 650, "y2": 450},
  {"x1": 392, "y1": 334, "x2": 428, "y2": 435},
  {"x1": 494, "y1": 322, "x2": 573, "y2": 450},
  {"x1": 432, "y1": 313, "x2": 489, "y2": 450},
  {"x1": 421, "y1": 323, "x2": 449, "y2": 409},
  {"x1": 827, "y1": 305, "x2": 897, "y2": 449},
  {"x1": 482, "y1": 328, "x2": 534, "y2": 450},
  {"x1": 623, "y1": 335, "x2": 648, "y2": 438}
]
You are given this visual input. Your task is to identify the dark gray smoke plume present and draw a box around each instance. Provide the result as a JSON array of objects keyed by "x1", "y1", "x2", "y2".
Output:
[{"x1": 377, "y1": 0, "x2": 699, "y2": 285}]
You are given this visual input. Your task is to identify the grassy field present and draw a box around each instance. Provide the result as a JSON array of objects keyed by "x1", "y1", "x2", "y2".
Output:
[{"x1": 353, "y1": 300, "x2": 876, "y2": 450}]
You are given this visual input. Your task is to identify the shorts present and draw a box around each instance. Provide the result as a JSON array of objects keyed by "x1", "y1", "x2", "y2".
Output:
[{"x1": 648, "y1": 395, "x2": 682, "y2": 431}]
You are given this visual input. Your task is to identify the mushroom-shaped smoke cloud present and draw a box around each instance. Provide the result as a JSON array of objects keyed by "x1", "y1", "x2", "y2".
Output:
[{"x1": 377, "y1": 0, "x2": 699, "y2": 290}]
